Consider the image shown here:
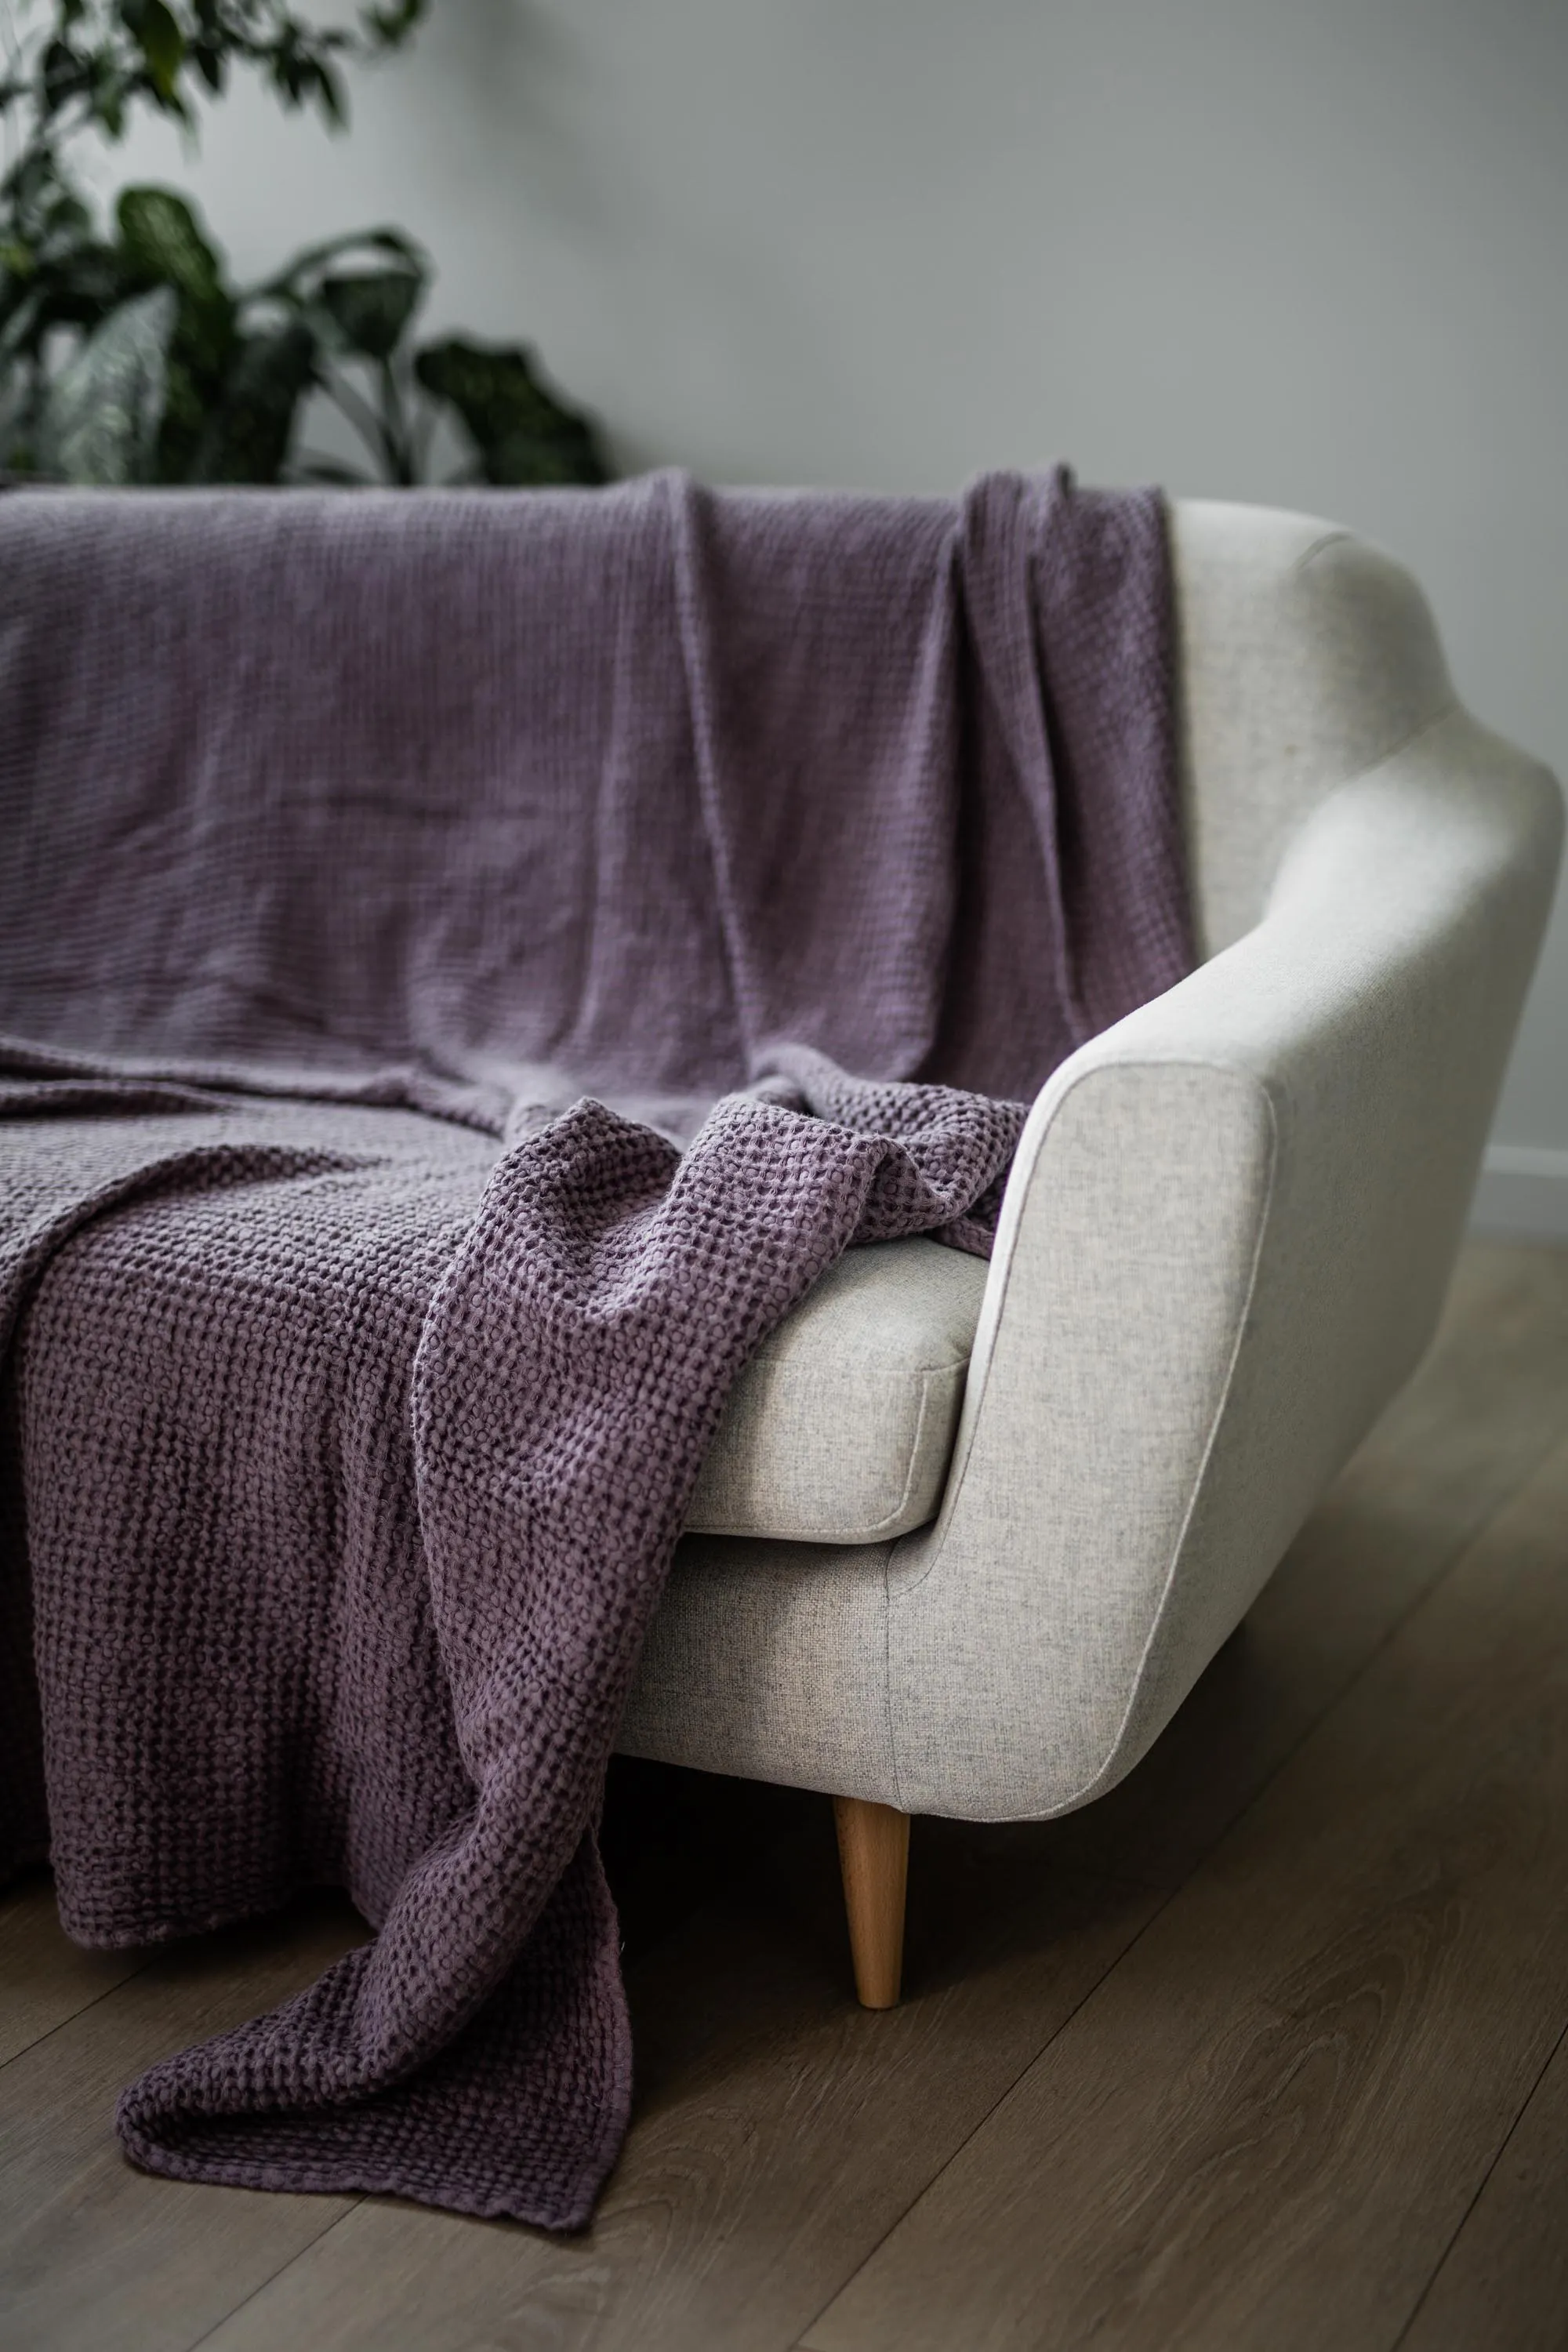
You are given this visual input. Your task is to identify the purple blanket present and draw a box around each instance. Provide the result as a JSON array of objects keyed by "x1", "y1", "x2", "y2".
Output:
[{"x1": 0, "y1": 469, "x2": 1188, "y2": 2226}]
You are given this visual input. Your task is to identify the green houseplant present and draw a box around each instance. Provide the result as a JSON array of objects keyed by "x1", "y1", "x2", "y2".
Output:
[{"x1": 0, "y1": 0, "x2": 608, "y2": 484}]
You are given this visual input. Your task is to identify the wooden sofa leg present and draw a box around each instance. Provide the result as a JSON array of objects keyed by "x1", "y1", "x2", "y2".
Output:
[{"x1": 833, "y1": 1795, "x2": 909, "y2": 2009}]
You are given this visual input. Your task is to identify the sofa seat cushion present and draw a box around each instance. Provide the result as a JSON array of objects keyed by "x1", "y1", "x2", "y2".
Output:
[{"x1": 685, "y1": 1236, "x2": 987, "y2": 1545}]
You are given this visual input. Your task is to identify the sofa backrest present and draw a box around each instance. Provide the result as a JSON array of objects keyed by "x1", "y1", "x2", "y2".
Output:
[{"x1": 1169, "y1": 499, "x2": 1457, "y2": 959}]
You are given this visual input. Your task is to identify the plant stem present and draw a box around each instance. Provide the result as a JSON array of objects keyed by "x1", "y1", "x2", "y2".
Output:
[
  {"x1": 318, "y1": 359, "x2": 395, "y2": 480},
  {"x1": 378, "y1": 351, "x2": 412, "y2": 484}
]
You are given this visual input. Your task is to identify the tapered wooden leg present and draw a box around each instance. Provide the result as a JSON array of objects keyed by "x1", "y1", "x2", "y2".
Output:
[{"x1": 833, "y1": 1795, "x2": 909, "y2": 2009}]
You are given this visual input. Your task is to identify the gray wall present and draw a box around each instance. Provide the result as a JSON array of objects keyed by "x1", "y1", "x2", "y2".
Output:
[{"x1": 121, "y1": 0, "x2": 1568, "y2": 1226}]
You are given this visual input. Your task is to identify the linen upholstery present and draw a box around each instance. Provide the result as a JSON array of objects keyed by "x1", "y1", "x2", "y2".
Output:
[
  {"x1": 1173, "y1": 503, "x2": 1457, "y2": 954},
  {"x1": 619, "y1": 503, "x2": 1563, "y2": 1818},
  {"x1": 688, "y1": 1237, "x2": 986, "y2": 1544}
]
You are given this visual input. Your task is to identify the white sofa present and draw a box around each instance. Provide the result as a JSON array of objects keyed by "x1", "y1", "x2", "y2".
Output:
[{"x1": 620, "y1": 499, "x2": 1563, "y2": 2003}]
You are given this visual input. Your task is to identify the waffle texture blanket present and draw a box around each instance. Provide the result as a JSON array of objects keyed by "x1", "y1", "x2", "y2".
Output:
[{"x1": 0, "y1": 470, "x2": 1187, "y2": 2226}]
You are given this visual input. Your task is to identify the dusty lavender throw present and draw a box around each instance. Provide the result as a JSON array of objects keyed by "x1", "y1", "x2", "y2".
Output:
[{"x1": 0, "y1": 469, "x2": 1188, "y2": 2226}]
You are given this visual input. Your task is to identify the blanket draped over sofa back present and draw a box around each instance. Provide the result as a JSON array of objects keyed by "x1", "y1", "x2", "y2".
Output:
[{"x1": 0, "y1": 470, "x2": 1188, "y2": 2226}]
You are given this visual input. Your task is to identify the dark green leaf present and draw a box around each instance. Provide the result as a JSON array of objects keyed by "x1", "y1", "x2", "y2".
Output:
[
  {"x1": 2, "y1": 150, "x2": 96, "y2": 258},
  {"x1": 151, "y1": 348, "x2": 208, "y2": 476},
  {"x1": 414, "y1": 337, "x2": 608, "y2": 487},
  {"x1": 116, "y1": 185, "x2": 223, "y2": 307},
  {"x1": 116, "y1": 185, "x2": 234, "y2": 387},
  {"x1": 121, "y1": 0, "x2": 186, "y2": 99},
  {"x1": 84, "y1": 47, "x2": 138, "y2": 141},
  {"x1": 249, "y1": 223, "x2": 427, "y2": 304},
  {"x1": 317, "y1": 267, "x2": 422, "y2": 360},
  {"x1": 41, "y1": 39, "x2": 87, "y2": 117},
  {"x1": 190, "y1": 318, "x2": 316, "y2": 481},
  {"x1": 301, "y1": 56, "x2": 347, "y2": 125},
  {"x1": 360, "y1": 0, "x2": 426, "y2": 49},
  {"x1": 0, "y1": 237, "x2": 139, "y2": 359}
]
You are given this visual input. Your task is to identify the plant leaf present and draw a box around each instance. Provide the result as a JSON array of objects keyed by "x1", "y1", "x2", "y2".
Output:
[
  {"x1": 413, "y1": 337, "x2": 608, "y2": 487},
  {"x1": 190, "y1": 318, "x2": 317, "y2": 482},
  {"x1": 313, "y1": 57, "x2": 346, "y2": 125},
  {"x1": 38, "y1": 282, "x2": 176, "y2": 483},
  {"x1": 360, "y1": 0, "x2": 426, "y2": 50},
  {"x1": 116, "y1": 185, "x2": 224, "y2": 310},
  {"x1": 41, "y1": 39, "x2": 87, "y2": 118},
  {"x1": 248, "y1": 224, "x2": 427, "y2": 305},
  {"x1": 317, "y1": 267, "x2": 423, "y2": 360},
  {"x1": 191, "y1": 40, "x2": 226, "y2": 96},
  {"x1": 120, "y1": 0, "x2": 186, "y2": 99},
  {"x1": 114, "y1": 186, "x2": 235, "y2": 449},
  {"x1": 0, "y1": 248, "x2": 136, "y2": 367}
]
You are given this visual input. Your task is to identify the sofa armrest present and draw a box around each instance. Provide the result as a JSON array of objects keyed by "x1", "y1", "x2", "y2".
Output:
[{"x1": 884, "y1": 708, "x2": 1562, "y2": 1820}]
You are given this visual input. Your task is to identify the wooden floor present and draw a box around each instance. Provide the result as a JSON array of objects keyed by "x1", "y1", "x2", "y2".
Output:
[{"x1": 6, "y1": 1238, "x2": 1568, "y2": 2350}]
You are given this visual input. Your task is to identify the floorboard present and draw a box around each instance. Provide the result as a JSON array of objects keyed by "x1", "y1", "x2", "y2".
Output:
[
  {"x1": 0, "y1": 1868, "x2": 148, "y2": 2067},
  {"x1": 195, "y1": 1840, "x2": 1155, "y2": 2351},
  {"x1": 3, "y1": 1240, "x2": 1567, "y2": 2352},
  {"x1": 1399, "y1": 2019, "x2": 1568, "y2": 2352},
  {"x1": 0, "y1": 1894, "x2": 367, "y2": 2352},
  {"x1": 802, "y1": 1424, "x2": 1568, "y2": 2352}
]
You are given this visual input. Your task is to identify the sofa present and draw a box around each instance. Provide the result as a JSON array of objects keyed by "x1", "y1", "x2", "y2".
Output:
[{"x1": 619, "y1": 499, "x2": 1563, "y2": 2005}]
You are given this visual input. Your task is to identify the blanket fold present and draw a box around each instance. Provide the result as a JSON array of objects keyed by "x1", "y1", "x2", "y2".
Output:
[{"x1": 0, "y1": 466, "x2": 1187, "y2": 2225}]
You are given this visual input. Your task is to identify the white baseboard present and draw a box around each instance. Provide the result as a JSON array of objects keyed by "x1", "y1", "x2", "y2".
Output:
[{"x1": 1470, "y1": 1144, "x2": 1568, "y2": 1240}]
